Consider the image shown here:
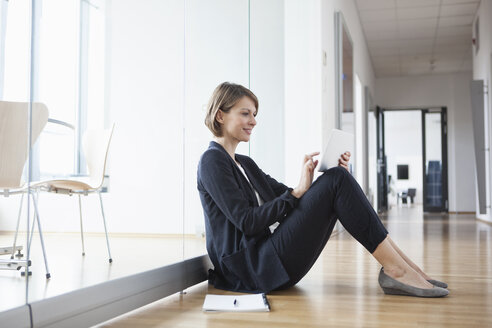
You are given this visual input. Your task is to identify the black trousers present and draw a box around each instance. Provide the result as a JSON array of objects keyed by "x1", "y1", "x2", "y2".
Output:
[{"x1": 270, "y1": 166, "x2": 388, "y2": 289}]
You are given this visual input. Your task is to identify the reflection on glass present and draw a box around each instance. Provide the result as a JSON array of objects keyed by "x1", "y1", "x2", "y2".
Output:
[{"x1": 425, "y1": 113, "x2": 443, "y2": 209}]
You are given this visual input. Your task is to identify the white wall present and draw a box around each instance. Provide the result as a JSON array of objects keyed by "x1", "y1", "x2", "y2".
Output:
[
  {"x1": 472, "y1": 0, "x2": 492, "y2": 222},
  {"x1": 376, "y1": 72, "x2": 476, "y2": 212}
]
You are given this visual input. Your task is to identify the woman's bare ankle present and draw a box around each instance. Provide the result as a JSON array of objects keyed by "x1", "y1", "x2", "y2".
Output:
[
  {"x1": 383, "y1": 265, "x2": 433, "y2": 289},
  {"x1": 383, "y1": 265, "x2": 406, "y2": 279}
]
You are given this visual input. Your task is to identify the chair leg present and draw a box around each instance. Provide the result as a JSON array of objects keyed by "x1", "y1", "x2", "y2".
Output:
[
  {"x1": 78, "y1": 195, "x2": 86, "y2": 256},
  {"x1": 31, "y1": 192, "x2": 51, "y2": 279},
  {"x1": 98, "y1": 192, "x2": 112, "y2": 263},
  {"x1": 27, "y1": 206, "x2": 36, "y2": 255},
  {"x1": 11, "y1": 193, "x2": 24, "y2": 259}
]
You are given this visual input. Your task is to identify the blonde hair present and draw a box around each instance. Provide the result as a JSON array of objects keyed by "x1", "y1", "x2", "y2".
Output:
[{"x1": 204, "y1": 82, "x2": 259, "y2": 137}]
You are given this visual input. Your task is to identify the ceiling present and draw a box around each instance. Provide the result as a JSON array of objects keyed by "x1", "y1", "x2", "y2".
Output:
[{"x1": 355, "y1": 0, "x2": 480, "y2": 78}]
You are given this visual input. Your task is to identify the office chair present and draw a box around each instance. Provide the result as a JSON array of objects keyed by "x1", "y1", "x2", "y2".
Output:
[
  {"x1": 407, "y1": 188, "x2": 416, "y2": 204},
  {"x1": 27, "y1": 125, "x2": 115, "y2": 265},
  {"x1": 0, "y1": 101, "x2": 49, "y2": 276}
]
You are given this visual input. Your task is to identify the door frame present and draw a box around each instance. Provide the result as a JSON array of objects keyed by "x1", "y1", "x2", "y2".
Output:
[
  {"x1": 376, "y1": 106, "x2": 449, "y2": 213},
  {"x1": 421, "y1": 107, "x2": 449, "y2": 212},
  {"x1": 375, "y1": 106, "x2": 388, "y2": 213}
]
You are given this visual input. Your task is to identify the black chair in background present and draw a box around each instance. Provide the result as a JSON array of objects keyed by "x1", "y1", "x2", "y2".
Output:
[
  {"x1": 398, "y1": 188, "x2": 417, "y2": 205},
  {"x1": 407, "y1": 188, "x2": 416, "y2": 204}
]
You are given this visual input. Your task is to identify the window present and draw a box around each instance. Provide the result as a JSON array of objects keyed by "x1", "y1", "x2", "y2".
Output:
[
  {"x1": 0, "y1": 0, "x2": 107, "y2": 178},
  {"x1": 1, "y1": 0, "x2": 30, "y2": 102},
  {"x1": 37, "y1": 0, "x2": 79, "y2": 177}
]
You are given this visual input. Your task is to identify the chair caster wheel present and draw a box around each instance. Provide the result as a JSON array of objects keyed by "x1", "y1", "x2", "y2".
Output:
[
  {"x1": 109, "y1": 258, "x2": 113, "y2": 263},
  {"x1": 21, "y1": 271, "x2": 32, "y2": 277}
]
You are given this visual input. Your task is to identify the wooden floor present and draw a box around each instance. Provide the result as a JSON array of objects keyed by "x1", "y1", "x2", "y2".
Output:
[{"x1": 98, "y1": 205, "x2": 492, "y2": 328}]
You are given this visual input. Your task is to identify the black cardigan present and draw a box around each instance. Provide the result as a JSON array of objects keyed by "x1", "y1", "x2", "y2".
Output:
[{"x1": 197, "y1": 141, "x2": 299, "y2": 293}]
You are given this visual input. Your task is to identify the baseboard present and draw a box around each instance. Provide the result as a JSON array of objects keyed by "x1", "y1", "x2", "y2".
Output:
[
  {"x1": 24, "y1": 254, "x2": 211, "y2": 328},
  {"x1": 0, "y1": 231, "x2": 202, "y2": 239},
  {"x1": 477, "y1": 217, "x2": 492, "y2": 225},
  {"x1": 0, "y1": 305, "x2": 31, "y2": 328},
  {"x1": 448, "y1": 211, "x2": 476, "y2": 215}
]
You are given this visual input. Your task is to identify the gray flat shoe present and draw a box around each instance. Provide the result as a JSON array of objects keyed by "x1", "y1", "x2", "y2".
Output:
[
  {"x1": 378, "y1": 268, "x2": 449, "y2": 298},
  {"x1": 427, "y1": 279, "x2": 448, "y2": 289}
]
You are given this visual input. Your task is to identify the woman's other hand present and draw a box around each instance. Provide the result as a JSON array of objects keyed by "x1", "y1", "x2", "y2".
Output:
[
  {"x1": 338, "y1": 151, "x2": 351, "y2": 172},
  {"x1": 291, "y1": 152, "x2": 319, "y2": 199}
]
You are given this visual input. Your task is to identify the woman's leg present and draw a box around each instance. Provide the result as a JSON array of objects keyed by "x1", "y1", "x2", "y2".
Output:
[
  {"x1": 327, "y1": 167, "x2": 435, "y2": 288},
  {"x1": 317, "y1": 167, "x2": 433, "y2": 288},
  {"x1": 372, "y1": 237, "x2": 433, "y2": 289},
  {"x1": 271, "y1": 166, "x2": 433, "y2": 290},
  {"x1": 386, "y1": 236, "x2": 433, "y2": 281},
  {"x1": 270, "y1": 166, "x2": 388, "y2": 287}
]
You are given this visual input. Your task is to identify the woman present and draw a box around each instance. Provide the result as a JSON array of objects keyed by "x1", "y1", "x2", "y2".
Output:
[{"x1": 197, "y1": 82, "x2": 448, "y2": 297}]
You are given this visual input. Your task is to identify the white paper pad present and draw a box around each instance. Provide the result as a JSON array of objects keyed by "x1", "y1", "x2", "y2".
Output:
[
  {"x1": 202, "y1": 293, "x2": 270, "y2": 312},
  {"x1": 318, "y1": 128, "x2": 354, "y2": 172}
]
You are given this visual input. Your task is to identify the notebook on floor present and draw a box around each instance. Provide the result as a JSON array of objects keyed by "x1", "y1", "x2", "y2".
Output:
[{"x1": 202, "y1": 293, "x2": 270, "y2": 312}]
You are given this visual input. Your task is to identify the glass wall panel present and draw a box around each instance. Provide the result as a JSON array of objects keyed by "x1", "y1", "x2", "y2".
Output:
[
  {"x1": 0, "y1": 0, "x2": 31, "y2": 312},
  {"x1": 23, "y1": 0, "x2": 188, "y2": 305},
  {"x1": 249, "y1": 0, "x2": 285, "y2": 182},
  {"x1": 2, "y1": 0, "x2": 30, "y2": 101},
  {"x1": 86, "y1": 0, "x2": 105, "y2": 131},
  {"x1": 0, "y1": 0, "x2": 259, "y2": 315},
  {"x1": 37, "y1": 0, "x2": 78, "y2": 178},
  {"x1": 183, "y1": 0, "x2": 249, "y2": 259}
]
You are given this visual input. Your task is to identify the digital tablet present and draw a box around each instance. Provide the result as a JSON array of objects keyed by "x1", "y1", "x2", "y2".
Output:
[{"x1": 318, "y1": 129, "x2": 354, "y2": 172}]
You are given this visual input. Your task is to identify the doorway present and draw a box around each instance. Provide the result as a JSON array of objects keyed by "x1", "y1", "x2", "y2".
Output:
[{"x1": 374, "y1": 107, "x2": 448, "y2": 213}]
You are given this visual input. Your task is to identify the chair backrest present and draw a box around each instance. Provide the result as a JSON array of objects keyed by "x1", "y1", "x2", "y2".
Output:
[
  {"x1": 407, "y1": 188, "x2": 416, "y2": 197},
  {"x1": 82, "y1": 124, "x2": 115, "y2": 188},
  {"x1": 0, "y1": 101, "x2": 49, "y2": 188}
]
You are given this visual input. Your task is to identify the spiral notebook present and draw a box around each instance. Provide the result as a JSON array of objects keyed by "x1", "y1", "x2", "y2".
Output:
[{"x1": 202, "y1": 293, "x2": 270, "y2": 312}]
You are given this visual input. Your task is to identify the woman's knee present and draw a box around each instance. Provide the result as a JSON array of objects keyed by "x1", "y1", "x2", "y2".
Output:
[
  {"x1": 309, "y1": 166, "x2": 348, "y2": 195},
  {"x1": 321, "y1": 166, "x2": 349, "y2": 182}
]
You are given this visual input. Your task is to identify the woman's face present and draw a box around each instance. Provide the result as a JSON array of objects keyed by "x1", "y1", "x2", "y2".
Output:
[{"x1": 217, "y1": 96, "x2": 257, "y2": 143}]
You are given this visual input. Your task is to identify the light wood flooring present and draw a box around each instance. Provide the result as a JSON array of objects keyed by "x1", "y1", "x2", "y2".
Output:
[{"x1": 98, "y1": 205, "x2": 492, "y2": 328}]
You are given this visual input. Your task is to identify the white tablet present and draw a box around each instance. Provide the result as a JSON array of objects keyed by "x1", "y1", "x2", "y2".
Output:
[{"x1": 318, "y1": 129, "x2": 354, "y2": 172}]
